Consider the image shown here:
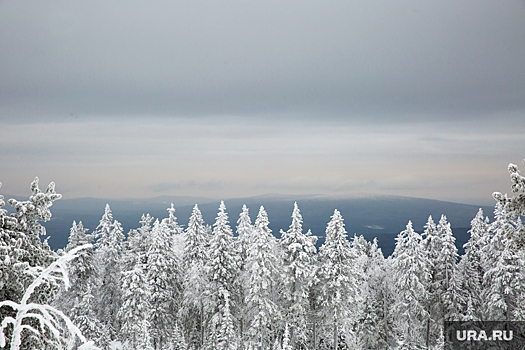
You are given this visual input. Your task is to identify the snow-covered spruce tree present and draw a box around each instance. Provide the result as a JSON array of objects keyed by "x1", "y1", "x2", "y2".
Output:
[
  {"x1": 147, "y1": 218, "x2": 183, "y2": 350},
  {"x1": 482, "y1": 205, "x2": 525, "y2": 321},
  {"x1": 5, "y1": 177, "x2": 62, "y2": 238},
  {"x1": 234, "y1": 204, "x2": 253, "y2": 342},
  {"x1": 118, "y1": 252, "x2": 153, "y2": 350},
  {"x1": 317, "y1": 209, "x2": 362, "y2": 350},
  {"x1": 236, "y1": 204, "x2": 253, "y2": 270},
  {"x1": 207, "y1": 202, "x2": 240, "y2": 348},
  {"x1": 512, "y1": 217, "x2": 525, "y2": 320},
  {"x1": 138, "y1": 214, "x2": 154, "y2": 257},
  {"x1": 433, "y1": 215, "x2": 464, "y2": 323},
  {"x1": 206, "y1": 288, "x2": 237, "y2": 350},
  {"x1": 183, "y1": 205, "x2": 208, "y2": 267},
  {"x1": 245, "y1": 206, "x2": 281, "y2": 350},
  {"x1": 493, "y1": 158, "x2": 525, "y2": 220},
  {"x1": 55, "y1": 221, "x2": 107, "y2": 349},
  {"x1": 181, "y1": 204, "x2": 210, "y2": 349},
  {"x1": 281, "y1": 324, "x2": 292, "y2": 350},
  {"x1": 0, "y1": 179, "x2": 62, "y2": 349},
  {"x1": 165, "y1": 203, "x2": 185, "y2": 259},
  {"x1": 93, "y1": 204, "x2": 124, "y2": 340},
  {"x1": 0, "y1": 244, "x2": 100, "y2": 350},
  {"x1": 68, "y1": 285, "x2": 108, "y2": 350},
  {"x1": 279, "y1": 202, "x2": 317, "y2": 350},
  {"x1": 55, "y1": 222, "x2": 96, "y2": 310},
  {"x1": 171, "y1": 322, "x2": 188, "y2": 350},
  {"x1": 209, "y1": 202, "x2": 239, "y2": 298},
  {"x1": 121, "y1": 213, "x2": 154, "y2": 279},
  {"x1": 419, "y1": 215, "x2": 440, "y2": 348},
  {"x1": 456, "y1": 208, "x2": 490, "y2": 321},
  {"x1": 392, "y1": 221, "x2": 430, "y2": 350},
  {"x1": 355, "y1": 238, "x2": 395, "y2": 350},
  {"x1": 307, "y1": 265, "x2": 323, "y2": 350}
]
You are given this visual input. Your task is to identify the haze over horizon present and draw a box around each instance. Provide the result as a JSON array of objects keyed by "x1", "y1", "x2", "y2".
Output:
[{"x1": 1, "y1": 1, "x2": 525, "y2": 206}]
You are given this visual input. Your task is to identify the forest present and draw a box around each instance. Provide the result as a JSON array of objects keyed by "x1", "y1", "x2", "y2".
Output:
[{"x1": 1, "y1": 160, "x2": 525, "y2": 350}]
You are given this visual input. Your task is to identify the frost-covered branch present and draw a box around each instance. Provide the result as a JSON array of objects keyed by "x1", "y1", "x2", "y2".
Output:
[
  {"x1": 493, "y1": 159, "x2": 525, "y2": 219},
  {"x1": 2, "y1": 177, "x2": 62, "y2": 236},
  {"x1": 0, "y1": 244, "x2": 100, "y2": 350}
]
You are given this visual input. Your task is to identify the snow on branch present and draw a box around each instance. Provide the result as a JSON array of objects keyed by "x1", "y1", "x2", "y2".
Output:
[
  {"x1": 5, "y1": 177, "x2": 62, "y2": 236},
  {"x1": 0, "y1": 244, "x2": 100, "y2": 350},
  {"x1": 493, "y1": 159, "x2": 525, "y2": 218}
]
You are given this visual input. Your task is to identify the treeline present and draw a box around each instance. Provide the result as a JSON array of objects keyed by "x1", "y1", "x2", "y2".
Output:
[{"x1": 1, "y1": 160, "x2": 525, "y2": 350}]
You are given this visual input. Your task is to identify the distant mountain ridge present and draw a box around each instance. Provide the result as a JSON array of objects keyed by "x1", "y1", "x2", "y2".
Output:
[{"x1": 5, "y1": 193, "x2": 495, "y2": 256}]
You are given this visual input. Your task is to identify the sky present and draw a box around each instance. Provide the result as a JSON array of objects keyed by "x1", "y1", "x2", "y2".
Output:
[{"x1": 1, "y1": 0, "x2": 525, "y2": 205}]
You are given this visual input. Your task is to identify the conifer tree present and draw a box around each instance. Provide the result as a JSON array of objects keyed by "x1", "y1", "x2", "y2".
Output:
[
  {"x1": 281, "y1": 324, "x2": 292, "y2": 350},
  {"x1": 482, "y1": 205, "x2": 525, "y2": 320},
  {"x1": 62, "y1": 221, "x2": 97, "y2": 304},
  {"x1": 94, "y1": 204, "x2": 124, "y2": 340},
  {"x1": 211, "y1": 289, "x2": 237, "y2": 350},
  {"x1": 209, "y1": 201, "x2": 239, "y2": 296},
  {"x1": 119, "y1": 258, "x2": 152, "y2": 349},
  {"x1": 434, "y1": 215, "x2": 462, "y2": 322},
  {"x1": 318, "y1": 209, "x2": 361, "y2": 350},
  {"x1": 235, "y1": 204, "x2": 253, "y2": 341},
  {"x1": 69, "y1": 285, "x2": 108, "y2": 349},
  {"x1": 166, "y1": 203, "x2": 185, "y2": 259},
  {"x1": 182, "y1": 205, "x2": 210, "y2": 349},
  {"x1": 420, "y1": 215, "x2": 439, "y2": 345},
  {"x1": 392, "y1": 221, "x2": 430, "y2": 350},
  {"x1": 457, "y1": 208, "x2": 490, "y2": 321},
  {"x1": 493, "y1": 159, "x2": 525, "y2": 219},
  {"x1": 279, "y1": 202, "x2": 317, "y2": 349},
  {"x1": 56, "y1": 221, "x2": 106, "y2": 347},
  {"x1": 147, "y1": 219, "x2": 183, "y2": 350},
  {"x1": 245, "y1": 206, "x2": 280, "y2": 350},
  {"x1": 0, "y1": 179, "x2": 63, "y2": 349},
  {"x1": 172, "y1": 322, "x2": 188, "y2": 350},
  {"x1": 236, "y1": 204, "x2": 253, "y2": 269},
  {"x1": 207, "y1": 202, "x2": 240, "y2": 348},
  {"x1": 356, "y1": 238, "x2": 394, "y2": 350}
]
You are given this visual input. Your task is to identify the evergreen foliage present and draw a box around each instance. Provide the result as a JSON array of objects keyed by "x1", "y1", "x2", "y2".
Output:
[
  {"x1": 245, "y1": 206, "x2": 280, "y2": 350},
  {"x1": 93, "y1": 204, "x2": 124, "y2": 340},
  {"x1": 392, "y1": 221, "x2": 430, "y2": 349},
  {"x1": 279, "y1": 202, "x2": 317, "y2": 350},
  {"x1": 3, "y1": 159, "x2": 525, "y2": 350},
  {"x1": 318, "y1": 210, "x2": 362, "y2": 350}
]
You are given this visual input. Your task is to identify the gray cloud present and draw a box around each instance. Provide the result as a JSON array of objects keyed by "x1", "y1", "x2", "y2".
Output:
[
  {"x1": 1, "y1": 1, "x2": 525, "y2": 205},
  {"x1": 1, "y1": 0, "x2": 524, "y2": 121}
]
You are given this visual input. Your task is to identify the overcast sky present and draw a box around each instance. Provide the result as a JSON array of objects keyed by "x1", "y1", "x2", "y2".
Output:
[{"x1": 1, "y1": 0, "x2": 525, "y2": 205}]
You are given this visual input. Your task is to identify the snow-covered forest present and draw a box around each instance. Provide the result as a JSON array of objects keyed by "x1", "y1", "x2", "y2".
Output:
[{"x1": 1, "y1": 160, "x2": 525, "y2": 350}]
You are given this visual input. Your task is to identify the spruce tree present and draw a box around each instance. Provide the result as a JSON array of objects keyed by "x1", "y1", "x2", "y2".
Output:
[
  {"x1": 457, "y1": 208, "x2": 490, "y2": 321},
  {"x1": 279, "y1": 202, "x2": 317, "y2": 349},
  {"x1": 209, "y1": 201, "x2": 239, "y2": 296},
  {"x1": 119, "y1": 258, "x2": 152, "y2": 349},
  {"x1": 0, "y1": 179, "x2": 61, "y2": 350},
  {"x1": 182, "y1": 204, "x2": 210, "y2": 349},
  {"x1": 356, "y1": 238, "x2": 394, "y2": 350},
  {"x1": 483, "y1": 205, "x2": 525, "y2": 320},
  {"x1": 434, "y1": 215, "x2": 462, "y2": 322},
  {"x1": 207, "y1": 202, "x2": 240, "y2": 349},
  {"x1": 392, "y1": 221, "x2": 430, "y2": 350},
  {"x1": 318, "y1": 209, "x2": 361, "y2": 350},
  {"x1": 493, "y1": 159, "x2": 525, "y2": 219},
  {"x1": 245, "y1": 206, "x2": 280, "y2": 350},
  {"x1": 235, "y1": 204, "x2": 253, "y2": 342},
  {"x1": 56, "y1": 221, "x2": 105, "y2": 347},
  {"x1": 147, "y1": 219, "x2": 183, "y2": 350},
  {"x1": 94, "y1": 204, "x2": 124, "y2": 340}
]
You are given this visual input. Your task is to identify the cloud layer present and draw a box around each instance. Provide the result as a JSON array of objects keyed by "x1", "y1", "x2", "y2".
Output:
[{"x1": 1, "y1": 1, "x2": 524, "y2": 204}]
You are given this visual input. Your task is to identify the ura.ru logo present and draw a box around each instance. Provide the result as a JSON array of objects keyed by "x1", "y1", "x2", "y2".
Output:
[{"x1": 456, "y1": 329, "x2": 513, "y2": 342}]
